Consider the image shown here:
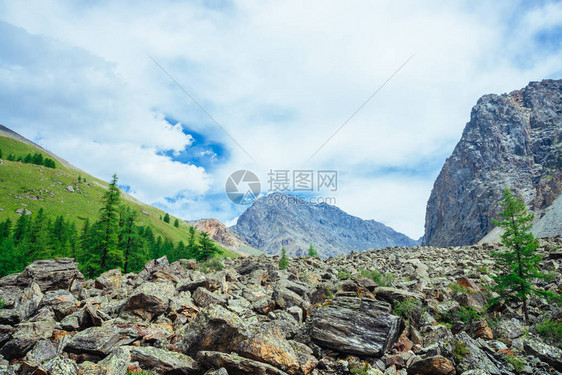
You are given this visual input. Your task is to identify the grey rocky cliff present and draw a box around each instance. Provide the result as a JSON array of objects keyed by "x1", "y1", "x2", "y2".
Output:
[
  {"x1": 231, "y1": 193, "x2": 417, "y2": 257},
  {"x1": 424, "y1": 79, "x2": 562, "y2": 247}
]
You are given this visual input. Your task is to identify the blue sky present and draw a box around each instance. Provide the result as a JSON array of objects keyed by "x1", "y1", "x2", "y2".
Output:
[{"x1": 0, "y1": 1, "x2": 561, "y2": 238}]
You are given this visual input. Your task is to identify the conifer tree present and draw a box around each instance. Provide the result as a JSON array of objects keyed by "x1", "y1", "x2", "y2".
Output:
[
  {"x1": 7, "y1": 153, "x2": 15, "y2": 161},
  {"x1": 97, "y1": 174, "x2": 123, "y2": 272},
  {"x1": 163, "y1": 213, "x2": 171, "y2": 224},
  {"x1": 490, "y1": 189, "x2": 558, "y2": 323},
  {"x1": 279, "y1": 247, "x2": 289, "y2": 270},
  {"x1": 0, "y1": 148, "x2": 2, "y2": 158},
  {"x1": 197, "y1": 232, "x2": 221, "y2": 261},
  {"x1": 174, "y1": 218, "x2": 179, "y2": 228},
  {"x1": 27, "y1": 208, "x2": 52, "y2": 260},
  {"x1": 23, "y1": 153, "x2": 32, "y2": 164},
  {"x1": 0, "y1": 219, "x2": 12, "y2": 245},
  {"x1": 13, "y1": 214, "x2": 30, "y2": 246},
  {"x1": 308, "y1": 243, "x2": 318, "y2": 257}
]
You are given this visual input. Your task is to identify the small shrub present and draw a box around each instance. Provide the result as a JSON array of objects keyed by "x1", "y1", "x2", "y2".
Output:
[
  {"x1": 394, "y1": 298, "x2": 422, "y2": 321},
  {"x1": 449, "y1": 282, "x2": 470, "y2": 294},
  {"x1": 337, "y1": 269, "x2": 351, "y2": 280},
  {"x1": 325, "y1": 287, "x2": 334, "y2": 300},
  {"x1": 361, "y1": 269, "x2": 395, "y2": 286},
  {"x1": 453, "y1": 341, "x2": 469, "y2": 361},
  {"x1": 456, "y1": 306, "x2": 480, "y2": 323},
  {"x1": 505, "y1": 355, "x2": 526, "y2": 373},
  {"x1": 535, "y1": 319, "x2": 562, "y2": 348},
  {"x1": 0, "y1": 296, "x2": 4, "y2": 309},
  {"x1": 199, "y1": 258, "x2": 224, "y2": 273}
]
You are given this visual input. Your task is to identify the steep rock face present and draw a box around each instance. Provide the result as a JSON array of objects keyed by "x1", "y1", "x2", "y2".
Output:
[
  {"x1": 232, "y1": 193, "x2": 417, "y2": 257},
  {"x1": 424, "y1": 80, "x2": 562, "y2": 247}
]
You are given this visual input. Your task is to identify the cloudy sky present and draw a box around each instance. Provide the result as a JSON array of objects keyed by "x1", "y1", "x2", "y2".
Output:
[{"x1": 1, "y1": 1, "x2": 561, "y2": 239}]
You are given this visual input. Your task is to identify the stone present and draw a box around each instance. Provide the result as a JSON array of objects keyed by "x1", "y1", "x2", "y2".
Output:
[
  {"x1": 473, "y1": 320, "x2": 493, "y2": 340},
  {"x1": 125, "y1": 345, "x2": 200, "y2": 374},
  {"x1": 309, "y1": 296, "x2": 400, "y2": 357},
  {"x1": 24, "y1": 339, "x2": 57, "y2": 365},
  {"x1": 15, "y1": 258, "x2": 84, "y2": 292},
  {"x1": 453, "y1": 332, "x2": 502, "y2": 375},
  {"x1": 493, "y1": 319, "x2": 525, "y2": 340},
  {"x1": 197, "y1": 351, "x2": 289, "y2": 375},
  {"x1": 373, "y1": 287, "x2": 424, "y2": 304},
  {"x1": 97, "y1": 347, "x2": 132, "y2": 375},
  {"x1": 94, "y1": 269, "x2": 123, "y2": 290},
  {"x1": 17, "y1": 283, "x2": 44, "y2": 320},
  {"x1": 43, "y1": 357, "x2": 79, "y2": 375},
  {"x1": 406, "y1": 355, "x2": 456, "y2": 375},
  {"x1": 193, "y1": 287, "x2": 227, "y2": 308},
  {"x1": 39, "y1": 290, "x2": 77, "y2": 321},
  {"x1": 64, "y1": 321, "x2": 140, "y2": 356},
  {"x1": 0, "y1": 319, "x2": 55, "y2": 360},
  {"x1": 125, "y1": 281, "x2": 175, "y2": 320},
  {"x1": 178, "y1": 305, "x2": 249, "y2": 356},
  {"x1": 523, "y1": 336, "x2": 562, "y2": 371}
]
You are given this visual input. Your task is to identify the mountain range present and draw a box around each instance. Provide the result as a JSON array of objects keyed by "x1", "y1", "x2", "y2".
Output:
[{"x1": 231, "y1": 192, "x2": 418, "y2": 257}]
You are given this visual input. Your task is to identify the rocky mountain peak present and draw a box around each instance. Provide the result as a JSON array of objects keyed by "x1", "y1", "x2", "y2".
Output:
[
  {"x1": 424, "y1": 79, "x2": 562, "y2": 247},
  {"x1": 232, "y1": 193, "x2": 417, "y2": 257}
]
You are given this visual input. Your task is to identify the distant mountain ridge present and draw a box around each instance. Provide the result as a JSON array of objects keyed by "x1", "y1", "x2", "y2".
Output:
[
  {"x1": 424, "y1": 79, "x2": 562, "y2": 247},
  {"x1": 231, "y1": 193, "x2": 417, "y2": 257}
]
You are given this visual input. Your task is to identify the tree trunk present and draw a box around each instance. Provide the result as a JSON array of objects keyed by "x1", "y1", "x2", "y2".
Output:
[{"x1": 522, "y1": 297, "x2": 529, "y2": 324}]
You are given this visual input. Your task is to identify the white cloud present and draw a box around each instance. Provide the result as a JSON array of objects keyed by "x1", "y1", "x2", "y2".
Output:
[{"x1": 0, "y1": 1, "x2": 561, "y2": 238}]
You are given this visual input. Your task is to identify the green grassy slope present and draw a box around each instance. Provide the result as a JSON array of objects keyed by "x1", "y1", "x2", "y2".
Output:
[{"x1": 0, "y1": 135, "x2": 237, "y2": 258}]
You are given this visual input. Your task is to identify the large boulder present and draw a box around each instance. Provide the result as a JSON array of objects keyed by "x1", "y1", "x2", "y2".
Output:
[
  {"x1": 178, "y1": 305, "x2": 248, "y2": 356},
  {"x1": 125, "y1": 281, "x2": 175, "y2": 320},
  {"x1": 406, "y1": 355, "x2": 456, "y2": 375},
  {"x1": 14, "y1": 258, "x2": 84, "y2": 292},
  {"x1": 523, "y1": 336, "x2": 562, "y2": 371},
  {"x1": 0, "y1": 319, "x2": 55, "y2": 360},
  {"x1": 308, "y1": 296, "x2": 400, "y2": 357},
  {"x1": 125, "y1": 346, "x2": 199, "y2": 374},
  {"x1": 64, "y1": 321, "x2": 141, "y2": 356},
  {"x1": 197, "y1": 351, "x2": 289, "y2": 375}
]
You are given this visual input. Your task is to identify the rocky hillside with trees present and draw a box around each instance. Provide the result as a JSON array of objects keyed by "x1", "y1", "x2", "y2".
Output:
[
  {"x1": 0, "y1": 233, "x2": 559, "y2": 373},
  {"x1": 424, "y1": 79, "x2": 562, "y2": 247}
]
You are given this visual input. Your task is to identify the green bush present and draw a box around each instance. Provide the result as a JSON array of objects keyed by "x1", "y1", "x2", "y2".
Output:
[
  {"x1": 453, "y1": 341, "x2": 469, "y2": 361},
  {"x1": 455, "y1": 306, "x2": 481, "y2": 323},
  {"x1": 199, "y1": 258, "x2": 224, "y2": 273},
  {"x1": 337, "y1": 269, "x2": 351, "y2": 280},
  {"x1": 449, "y1": 282, "x2": 470, "y2": 294},
  {"x1": 393, "y1": 297, "x2": 421, "y2": 321},
  {"x1": 360, "y1": 269, "x2": 395, "y2": 286},
  {"x1": 505, "y1": 355, "x2": 526, "y2": 373},
  {"x1": 0, "y1": 296, "x2": 4, "y2": 309},
  {"x1": 535, "y1": 319, "x2": 562, "y2": 348}
]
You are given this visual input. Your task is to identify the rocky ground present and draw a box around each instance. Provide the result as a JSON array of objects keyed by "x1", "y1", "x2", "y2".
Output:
[{"x1": 0, "y1": 238, "x2": 560, "y2": 375}]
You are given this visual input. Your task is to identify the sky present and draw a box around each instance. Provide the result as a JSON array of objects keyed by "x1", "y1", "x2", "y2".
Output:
[{"x1": 0, "y1": 1, "x2": 561, "y2": 239}]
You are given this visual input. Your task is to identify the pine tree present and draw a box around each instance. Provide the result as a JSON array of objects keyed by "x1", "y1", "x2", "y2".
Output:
[
  {"x1": 0, "y1": 148, "x2": 2, "y2": 158},
  {"x1": 7, "y1": 153, "x2": 15, "y2": 161},
  {"x1": 186, "y1": 226, "x2": 197, "y2": 259},
  {"x1": 490, "y1": 189, "x2": 557, "y2": 323},
  {"x1": 32, "y1": 152, "x2": 44, "y2": 165},
  {"x1": 23, "y1": 153, "x2": 32, "y2": 164},
  {"x1": 13, "y1": 214, "x2": 30, "y2": 246},
  {"x1": 97, "y1": 174, "x2": 123, "y2": 273},
  {"x1": 163, "y1": 213, "x2": 170, "y2": 224},
  {"x1": 279, "y1": 247, "x2": 289, "y2": 270},
  {"x1": 175, "y1": 241, "x2": 187, "y2": 260},
  {"x1": 27, "y1": 208, "x2": 52, "y2": 260},
  {"x1": 308, "y1": 243, "x2": 318, "y2": 257},
  {"x1": 174, "y1": 218, "x2": 179, "y2": 228},
  {"x1": 0, "y1": 219, "x2": 12, "y2": 245},
  {"x1": 197, "y1": 232, "x2": 221, "y2": 261}
]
